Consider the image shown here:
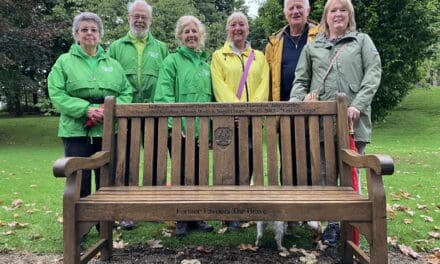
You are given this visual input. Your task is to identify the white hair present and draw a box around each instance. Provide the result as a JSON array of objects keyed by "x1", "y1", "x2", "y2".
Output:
[
  {"x1": 127, "y1": 0, "x2": 152, "y2": 17},
  {"x1": 284, "y1": 0, "x2": 310, "y2": 10},
  {"x1": 175, "y1": 15, "x2": 206, "y2": 50},
  {"x1": 72, "y1": 12, "x2": 104, "y2": 38}
]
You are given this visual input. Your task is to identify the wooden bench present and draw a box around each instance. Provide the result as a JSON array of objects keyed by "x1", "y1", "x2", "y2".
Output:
[{"x1": 53, "y1": 94, "x2": 394, "y2": 264}]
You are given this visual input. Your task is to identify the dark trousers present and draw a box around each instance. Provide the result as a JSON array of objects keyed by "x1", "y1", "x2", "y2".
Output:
[{"x1": 63, "y1": 137, "x2": 102, "y2": 197}]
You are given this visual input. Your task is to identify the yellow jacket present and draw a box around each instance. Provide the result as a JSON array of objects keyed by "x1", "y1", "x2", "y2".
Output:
[
  {"x1": 265, "y1": 22, "x2": 319, "y2": 101},
  {"x1": 211, "y1": 42, "x2": 269, "y2": 102}
]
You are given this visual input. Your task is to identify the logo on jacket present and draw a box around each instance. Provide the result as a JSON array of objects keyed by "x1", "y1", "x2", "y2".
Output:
[
  {"x1": 148, "y1": 51, "x2": 160, "y2": 58},
  {"x1": 101, "y1": 66, "x2": 114, "y2": 72}
]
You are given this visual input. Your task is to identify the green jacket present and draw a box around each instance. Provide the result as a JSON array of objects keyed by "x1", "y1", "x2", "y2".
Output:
[
  {"x1": 290, "y1": 32, "x2": 382, "y2": 142},
  {"x1": 108, "y1": 31, "x2": 169, "y2": 103},
  {"x1": 48, "y1": 44, "x2": 133, "y2": 137},
  {"x1": 154, "y1": 46, "x2": 212, "y2": 134}
]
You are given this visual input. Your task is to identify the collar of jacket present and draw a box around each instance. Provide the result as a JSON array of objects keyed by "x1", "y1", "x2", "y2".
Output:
[
  {"x1": 121, "y1": 31, "x2": 155, "y2": 45},
  {"x1": 69, "y1": 43, "x2": 107, "y2": 60},
  {"x1": 268, "y1": 19, "x2": 319, "y2": 43},
  {"x1": 220, "y1": 41, "x2": 252, "y2": 56},
  {"x1": 314, "y1": 31, "x2": 359, "y2": 48},
  {"x1": 176, "y1": 45, "x2": 208, "y2": 62}
]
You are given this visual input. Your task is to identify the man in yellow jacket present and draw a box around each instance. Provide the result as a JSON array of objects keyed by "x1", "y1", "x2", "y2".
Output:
[{"x1": 265, "y1": 0, "x2": 318, "y2": 102}]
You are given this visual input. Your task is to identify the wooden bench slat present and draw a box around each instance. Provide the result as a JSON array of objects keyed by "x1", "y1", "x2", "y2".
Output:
[
  {"x1": 171, "y1": 118, "x2": 182, "y2": 185},
  {"x1": 156, "y1": 117, "x2": 168, "y2": 186},
  {"x1": 265, "y1": 116, "x2": 278, "y2": 186},
  {"x1": 143, "y1": 118, "x2": 155, "y2": 186},
  {"x1": 280, "y1": 116, "x2": 293, "y2": 185},
  {"x1": 294, "y1": 116, "x2": 307, "y2": 185},
  {"x1": 323, "y1": 116, "x2": 337, "y2": 185},
  {"x1": 129, "y1": 118, "x2": 141, "y2": 186},
  {"x1": 213, "y1": 117, "x2": 235, "y2": 185},
  {"x1": 185, "y1": 117, "x2": 196, "y2": 185},
  {"x1": 238, "y1": 117, "x2": 249, "y2": 185},
  {"x1": 198, "y1": 117, "x2": 209, "y2": 185},
  {"x1": 252, "y1": 117, "x2": 264, "y2": 186},
  {"x1": 308, "y1": 116, "x2": 321, "y2": 186},
  {"x1": 115, "y1": 118, "x2": 127, "y2": 186}
]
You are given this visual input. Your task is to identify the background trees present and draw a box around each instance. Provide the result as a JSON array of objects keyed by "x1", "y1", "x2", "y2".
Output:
[{"x1": 0, "y1": 0, "x2": 438, "y2": 120}]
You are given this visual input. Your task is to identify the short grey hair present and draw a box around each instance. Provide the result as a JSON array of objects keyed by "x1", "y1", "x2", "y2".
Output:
[
  {"x1": 284, "y1": 0, "x2": 310, "y2": 10},
  {"x1": 72, "y1": 12, "x2": 104, "y2": 38},
  {"x1": 319, "y1": 0, "x2": 356, "y2": 36},
  {"x1": 175, "y1": 15, "x2": 206, "y2": 50},
  {"x1": 226, "y1": 11, "x2": 249, "y2": 30},
  {"x1": 128, "y1": 0, "x2": 152, "y2": 17}
]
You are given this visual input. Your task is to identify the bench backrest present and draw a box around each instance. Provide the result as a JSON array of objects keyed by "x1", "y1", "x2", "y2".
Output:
[{"x1": 100, "y1": 94, "x2": 351, "y2": 188}]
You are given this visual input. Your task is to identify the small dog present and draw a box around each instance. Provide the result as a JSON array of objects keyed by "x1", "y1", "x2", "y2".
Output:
[
  {"x1": 255, "y1": 221, "x2": 286, "y2": 251},
  {"x1": 255, "y1": 221, "x2": 322, "y2": 251}
]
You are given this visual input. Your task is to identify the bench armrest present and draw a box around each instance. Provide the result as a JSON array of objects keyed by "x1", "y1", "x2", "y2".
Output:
[
  {"x1": 341, "y1": 149, "x2": 394, "y2": 176},
  {"x1": 53, "y1": 151, "x2": 111, "y2": 178}
]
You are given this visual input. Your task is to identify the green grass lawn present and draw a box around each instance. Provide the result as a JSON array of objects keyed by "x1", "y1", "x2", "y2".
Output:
[{"x1": 0, "y1": 87, "x2": 439, "y2": 253}]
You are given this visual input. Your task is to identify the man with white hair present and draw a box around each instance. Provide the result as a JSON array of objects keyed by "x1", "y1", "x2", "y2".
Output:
[
  {"x1": 265, "y1": 0, "x2": 318, "y2": 103},
  {"x1": 109, "y1": 0, "x2": 168, "y2": 104},
  {"x1": 108, "y1": 0, "x2": 169, "y2": 230}
]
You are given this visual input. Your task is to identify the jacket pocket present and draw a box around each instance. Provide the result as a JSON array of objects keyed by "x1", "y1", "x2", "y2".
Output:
[{"x1": 349, "y1": 84, "x2": 360, "y2": 93}]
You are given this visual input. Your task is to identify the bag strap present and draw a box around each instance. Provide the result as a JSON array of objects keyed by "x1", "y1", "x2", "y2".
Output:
[
  {"x1": 236, "y1": 50, "x2": 255, "y2": 100},
  {"x1": 316, "y1": 44, "x2": 347, "y2": 95}
]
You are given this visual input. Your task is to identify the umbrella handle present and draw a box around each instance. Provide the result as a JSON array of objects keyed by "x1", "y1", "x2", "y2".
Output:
[{"x1": 348, "y1": 119, "x2": 355, "y2": 134}]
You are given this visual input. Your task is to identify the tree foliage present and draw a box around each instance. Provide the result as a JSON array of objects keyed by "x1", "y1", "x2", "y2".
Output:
[{"x1": 1, "y1": 0, "x2": 438, "y2": 119}]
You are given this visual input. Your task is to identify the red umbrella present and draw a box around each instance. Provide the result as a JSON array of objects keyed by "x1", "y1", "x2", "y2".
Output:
[{"x1": 349, "y1": 120, "x2": 360, "y2": 246}]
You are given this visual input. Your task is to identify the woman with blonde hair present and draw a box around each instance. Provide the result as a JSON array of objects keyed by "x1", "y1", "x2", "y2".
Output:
[
  {"x1": 154, "y1": 15, "x2": 213, "y2": 237},
  {"x1": 290, "y1": 0, "x2": 382, "y2": 246}
]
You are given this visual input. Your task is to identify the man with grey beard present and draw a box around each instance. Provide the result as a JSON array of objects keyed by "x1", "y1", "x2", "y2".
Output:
[{"x1": 108, "y1": 0, "x2": 169, "y2": 230}]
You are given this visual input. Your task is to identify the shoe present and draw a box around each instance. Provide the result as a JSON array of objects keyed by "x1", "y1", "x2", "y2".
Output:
[
  {"x1": 321, "y1": 222, "x2": 340, "y2": 246},
  {"x1": 175, "y1": 221, "x2": 189, "y2": 236},
  {"x1": 192, "y1": 221, "x2": 214, "y2": 232},
  {"x1": 225, "y1": 221, "x2": 241, "y2": 230},
  {"x1": 120, "y1": 220, "x2": 135, "y2": 230}
]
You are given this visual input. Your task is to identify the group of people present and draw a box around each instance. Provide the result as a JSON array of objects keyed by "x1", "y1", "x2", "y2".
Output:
[{"x1": 48, "y1": 0, "x2": 381, "y2": 246}]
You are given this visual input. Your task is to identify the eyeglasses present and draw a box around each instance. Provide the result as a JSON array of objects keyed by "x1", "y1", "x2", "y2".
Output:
[
  {"x1": 130, "y1": 14, "x2": 150, "y2": 20},
  {"x1": 79, "y1": 28, "x2": 99, "y2": 34}
]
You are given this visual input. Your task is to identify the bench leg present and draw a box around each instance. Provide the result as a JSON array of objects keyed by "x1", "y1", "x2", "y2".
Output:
[
  {"x1": 370, "y1": 217, "x2": 388, "y2": 264},
  {"x1": 63, "y1": 209, "x2": 80, "y2": 264},
  {"x1": 340, "y1": 221, "x2": 354, "y2": 264},
  {"x1": 100, "y1": 221, "x2": 113, "y2": 260}
]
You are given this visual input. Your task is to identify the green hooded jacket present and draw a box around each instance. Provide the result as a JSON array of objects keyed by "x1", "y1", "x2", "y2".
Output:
[
  {"x1": 154, "y1": 46, "x2": 212, "y2": 134},
  {"x1": 48, "y1": 44, "x2": 133, "y2": 138},
  {"x1": 290, "y1": 32, "x2": 382, "y2": 142},
  {"x1": 108, "y1": 31, "x2": 169, "y2": 103}
]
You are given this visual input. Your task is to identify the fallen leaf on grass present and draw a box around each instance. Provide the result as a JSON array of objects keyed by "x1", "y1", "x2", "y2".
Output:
[
  {"x1": 2, "y1": 206, "x2": 15, "y2": 211},
  {"x1": 417, "y1": 204, "x2": 428, "y2": 210},
  {"x1": 28, "y1": 233, "x2": 43, "y2": 241},
  {"x1": 57, "y1": 217, "x2": 63, "y2": 224},
  {"x1": 429, "y1": 232, "x2": 440, "y2": 239},
  {"x1": 387, "y1": 236, "x2": 398, "y2": 247},
  {"x1": 0, "y1": 220, "x2": 6, "y2": 226},
  {"x1": 421, "y1": 215, "x2": 434, "y2": 222},
  {"x1": 241, "y1": 221, "x2": 253, "y2": 228},
  {"x1": 391, "y1": 190, "x2": 411, "y2": 200},
  {"x1": 2, "y1": 231, "x2": 15, "y2": 236},
  {"x1": 13, "y1": 213, "x2": 20, "y2": 218},
  {"x1": 146, "y1": 239, "x2": 163, "y2": 249},
  {"x1": 403, "y1": 219, "x2": 413, "y2": 224},
  {"x1": 25, "y1": 209, "x2": 37, "y2": 215},
  {"x1": 238, "y1": 243, "x2": 258, "y2": 251},
  {"x1": 8, "y1": 221, "x2": 28, "y2": 229},
  {"x1": 11, "y1": 199, "x2": 23, "y2": 208},
  {"x1": 113, "y1": 240, "x2": 127, "y2": 249},
  {"x1": 387, "y1": 205, "x2": 396, "y2": 220},
  {"x1": 217, "y1": 227, "x2": 228, "y2": 234},
  {"x1": 29, "y1": 185, "x2": 37, "y2": 188},
  {"x1": 395, "y1": 204, "x2": 410, "y2": 211},
  {"x1": 437, "y1": 204, "x2": 440, "y2": 209},
  {"x1": 398, "y1": 244, "x2": 420, "y2": 259},
  {"x1": 406, "y1": 210, "x2": 416, "y2": 217},
  {"x1": 279, "y1": 250, "x2": 290, "y2": 257},
  {"x1": 161, "y1": 228, "x2": 172, "y2": 237},
  {"x1": 180, "y1": 259, "x2": 201, "y2": 264},
  {"x1": 196, "y1": 245, "x2": 212, "y2": 254}
]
